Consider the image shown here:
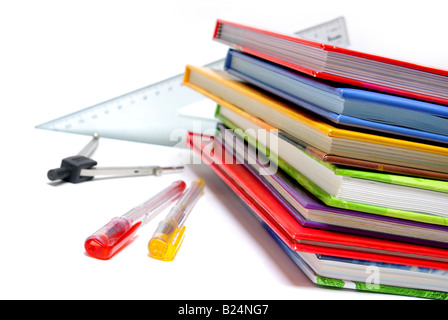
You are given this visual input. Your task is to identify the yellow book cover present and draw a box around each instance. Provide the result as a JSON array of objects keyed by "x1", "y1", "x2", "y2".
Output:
[{"x1": 183, "y1": 65, "x2": 448, "y2": 173}]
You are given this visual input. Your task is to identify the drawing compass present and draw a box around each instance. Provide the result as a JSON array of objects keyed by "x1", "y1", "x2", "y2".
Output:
[{"x1": 47, "y1": 134, "x2": 183, "y2": 183}]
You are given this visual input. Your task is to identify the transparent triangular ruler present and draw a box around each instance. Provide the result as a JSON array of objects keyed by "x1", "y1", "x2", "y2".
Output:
[
  {"x1": 36, "y1": 17, "x2": 349, "y2": 147},
  {"x1": 36, "y1": 60, "x2": 224, "y2": 147},
  {"x1": 294, "y1": 16, "x2": 349, "y2": 47}
]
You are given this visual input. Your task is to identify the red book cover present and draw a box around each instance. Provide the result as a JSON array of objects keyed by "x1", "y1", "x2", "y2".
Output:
[
  {"x1": 186, "y1": 132, "x2": 448, "y2": 270},
  {"x1": 214, "y1": 19, "x2": 448, "y2": 106}
]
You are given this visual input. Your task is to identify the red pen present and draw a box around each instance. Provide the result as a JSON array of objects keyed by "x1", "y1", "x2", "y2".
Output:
[{"x1": 84, "y1": 180, "x2": 186, "y2": 260}]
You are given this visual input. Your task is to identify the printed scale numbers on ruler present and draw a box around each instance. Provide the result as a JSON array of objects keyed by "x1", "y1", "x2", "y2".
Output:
[
  {"x1": 36, "y1": 17, "x2": 349, "y2": 147},
  {"x1": 36, "y1": 60, "x2": 223, "y2": 147}
]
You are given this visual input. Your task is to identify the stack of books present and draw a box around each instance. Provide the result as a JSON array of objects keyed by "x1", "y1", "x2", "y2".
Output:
[{"x1": 184, "y1": 19, "x2": 448, "y2": 299}]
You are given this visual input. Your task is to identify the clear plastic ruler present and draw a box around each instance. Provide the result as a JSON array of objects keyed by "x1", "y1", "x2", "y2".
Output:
[
  {"x1": 294, "y1": 16, "x2": 350, "y2": 47},
  {"x1": 36, "y1": 60, "x2": 224, "y2": 147},
  {"x1": 36, "y1": 17, "x2": 349, "y2": 147}
]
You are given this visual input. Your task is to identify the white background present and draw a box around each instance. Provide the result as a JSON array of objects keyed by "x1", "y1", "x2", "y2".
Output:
[{"x1": 1, "y1": 0, "x2": 447, "y2": 300}]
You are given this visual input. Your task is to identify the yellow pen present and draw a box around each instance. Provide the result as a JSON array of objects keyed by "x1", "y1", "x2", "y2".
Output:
[{"x1": 148, "y1": 178, "x2": 205, "y2": 261}]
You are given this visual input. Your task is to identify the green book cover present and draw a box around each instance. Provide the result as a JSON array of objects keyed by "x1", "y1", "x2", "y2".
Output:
[
  {"x1": 216, "y1": 108, "x2": 448, "y2": 227},
  {"x1": 282, "y1": 123, "x2": 448, "y2": 194},
  {"x1": 315, "y1": 275, "x2": 448, "y2": 300},
  {"x1": 267, "y1": 223, "x2": 448, "y2": 300},
  {"x1": 335, "y1": 166, "x2": 448, "y2": 193}
]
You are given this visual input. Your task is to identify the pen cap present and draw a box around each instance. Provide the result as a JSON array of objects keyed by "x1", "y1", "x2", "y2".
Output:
[
  {"x1": 84, "y1": 217, "x2": 140, "y2": 260},
  {"x1": 148, "y1": 178, "x2": 205, "y2": 261},
  {"x1": 148, "y1": 225, "x2": 186, "y2": 262}
]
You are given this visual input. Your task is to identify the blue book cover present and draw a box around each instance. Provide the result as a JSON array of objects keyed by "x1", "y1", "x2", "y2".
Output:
[{"x1": 224, "y1": 49, "x2": 448, "y2": 144}]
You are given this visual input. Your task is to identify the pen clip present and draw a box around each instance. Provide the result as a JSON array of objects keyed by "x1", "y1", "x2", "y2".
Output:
[
  {"x1": 148, "y1": 226, "x2": 186, "y2": 262},
  {"x1": 85, "y1": 221, "x2": 142, "y2": 260}
]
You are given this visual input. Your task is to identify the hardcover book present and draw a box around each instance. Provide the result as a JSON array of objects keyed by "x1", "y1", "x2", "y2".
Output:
[
  {"x1": 213, "y1": 19, "x2": 448, "y2": 106},
  {"x1": 217, "y1": 122, "x2": 448, "y2": 247},
  {"x1": 224, "y1": 49, "x2": 448, "y2": 145},
  {"x1": 267, "y1": 226, "x2": 448, "y2": 299},
  {"x1": 215, "y1": 104, "x2": 448, "y2": 227},
  {"x1": 182, "y1": 65, "x2": 448, "y2": 173},
  {"x1": 186, "y1": 131, "x2": 448, "y2": 270}
]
